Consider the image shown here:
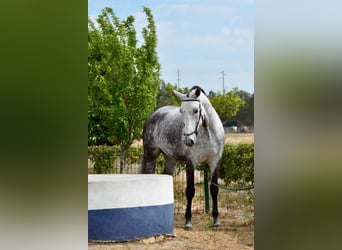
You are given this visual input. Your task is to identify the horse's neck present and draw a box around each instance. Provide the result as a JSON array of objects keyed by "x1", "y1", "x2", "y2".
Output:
[{"x1": 200, "y1": 96, "x2": 220, "y2": 124}]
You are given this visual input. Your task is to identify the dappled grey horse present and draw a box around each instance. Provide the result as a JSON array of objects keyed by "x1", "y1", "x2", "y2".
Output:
[{"x1": 141, "y1": 86, "x2": 225, "y2": 229}]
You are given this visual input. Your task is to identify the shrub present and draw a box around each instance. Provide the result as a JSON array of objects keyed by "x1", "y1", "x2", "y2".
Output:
[
  {"x1": 88, "y1": 145, "x2": 147, "y2": 174},
  {"x1": 88, "y1": 145, "x2": 120, "y2": 174},
  {"x1": 88, "y1": 143, "x2": 254, "y2": 184},
  {"x1": 219, "y1": 143, "x2": 254, "y2": 185}
]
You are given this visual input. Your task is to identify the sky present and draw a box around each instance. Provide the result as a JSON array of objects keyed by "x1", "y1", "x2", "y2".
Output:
[{"x1": 88, "y1": 0, "x2": 254, "y2": 94}]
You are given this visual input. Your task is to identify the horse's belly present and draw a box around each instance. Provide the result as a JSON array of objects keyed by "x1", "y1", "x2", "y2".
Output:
[
  {"x1": 158, "y1": 139, "x2": 221, "y2": 164},
  {"x1": 161, "y1": 144, "x2": 188, "y2": 161}
]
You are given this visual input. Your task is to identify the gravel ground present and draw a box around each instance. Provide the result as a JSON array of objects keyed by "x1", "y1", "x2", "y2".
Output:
[{"x1": 89, "y1": 209, "x2": 254, "y2": 250}]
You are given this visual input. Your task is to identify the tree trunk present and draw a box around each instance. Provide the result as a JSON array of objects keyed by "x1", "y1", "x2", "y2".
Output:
[{"x1": 119, "y1": 144, "x2": 128, "y2": 174}]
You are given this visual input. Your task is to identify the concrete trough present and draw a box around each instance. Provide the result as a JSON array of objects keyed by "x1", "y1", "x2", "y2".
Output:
[{"x1": 88, "y1": 174, "x2": 174, "y2": 241}]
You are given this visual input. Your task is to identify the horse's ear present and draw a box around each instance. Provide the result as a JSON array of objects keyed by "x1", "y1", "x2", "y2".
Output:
[
  {"x1": 190, "y1": 85, "x2": 205, "y2": 97},
  {"x1": 195, "y1": 87, "x2": 201, "y2": 97},
  {"x1": 173, "y1": 90, "x2": 186, "y2": 100}
]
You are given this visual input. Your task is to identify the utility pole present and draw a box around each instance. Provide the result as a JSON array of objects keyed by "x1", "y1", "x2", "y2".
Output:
[
  {"x1": 220, "y1": 70, "x2": 227, "y2": 94},
  {"x1": 177, "y1": 69, "x2": 180, "y2": 88}
]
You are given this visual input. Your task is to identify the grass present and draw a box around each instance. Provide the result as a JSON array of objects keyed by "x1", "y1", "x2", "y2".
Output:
[{"x1": 225, "y1": 133, "x2": 254, "y2": 145}]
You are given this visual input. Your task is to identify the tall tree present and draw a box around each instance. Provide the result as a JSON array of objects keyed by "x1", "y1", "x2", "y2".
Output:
[
  {"x1": 88, "y1": 7, "x2": 160, "y2": 172},
  {"x1": 209, "y1": 88, "x2": 245, "y2": 122},
  {"x1": 156, "y1": 82, "x2": 186, "y2": 108},
  {"x1": 231, "y1": 91, "x2": 254, "y2": 126}
]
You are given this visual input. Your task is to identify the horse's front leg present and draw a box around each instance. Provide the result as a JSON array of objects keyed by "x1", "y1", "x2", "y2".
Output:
[
  {"x1": 185, "y1": 161, "x2": 195, "y2": 230},
  {"x1": 210, "y1": 165, "x2": 220, "y2": 227}
]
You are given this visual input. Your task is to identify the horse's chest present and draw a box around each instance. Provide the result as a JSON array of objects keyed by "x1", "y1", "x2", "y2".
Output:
[{"x1": 189, "y1": 143, "x2": 219, "y2": 163}]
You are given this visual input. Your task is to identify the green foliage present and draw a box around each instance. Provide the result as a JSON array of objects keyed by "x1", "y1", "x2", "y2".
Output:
[
  {"x1": 88, "y1": 7, "x2": 160, "y2": 150},
  {"x1": 209, "y1": 88, "x2": 245, "y2": 122},
  {"x1": 219, "y1": 144, "x2": 254, "y2": 185},
  {"x1": 88, "y1": 145, "x2": 120, "y2": 174},
  {"x1": 231, "y1": 90, "x2": 254, "y2": 126},
  {"x1": 156, "y1": 83, "x2": 246, "y2": 123},
  {"x1": 88, "y1": 145, "x2": 188, "y2": 175},
  {"x1": 126, "y1": 146, "x2": 143, "y2": 166},
  {"x1": 156, "y1": 81, "x2": 189, "y2": 108},
  {"x1": 154, "y1": 152, "x2": 187, "y2": 174},
  {"x1": 88, "y1": 143, "x2": 254, "y2": 186},
  {"x1": 155, "y1": 154, "x2": 166, "y2": 174},
  {"x1": 88, "y1": 145, "x2": 144, "y2": 174}
]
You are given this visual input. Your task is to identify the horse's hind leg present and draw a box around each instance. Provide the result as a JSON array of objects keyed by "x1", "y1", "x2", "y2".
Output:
[
  {"x1": 141, "y1": 144, "x2": 160, "y2": 174},
  {"x1": 162, "y1": 154, "x2": 176, "y2": 175},
  {"x1": 210, "y1": 165, "x2": 220, "y2": 227}
]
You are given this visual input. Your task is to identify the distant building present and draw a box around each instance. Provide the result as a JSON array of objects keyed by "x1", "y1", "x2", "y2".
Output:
[{"x1": 223, "y1": 120, "x2": 253, "y2": 133}]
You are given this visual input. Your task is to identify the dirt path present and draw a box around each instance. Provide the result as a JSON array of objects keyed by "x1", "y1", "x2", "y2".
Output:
[{"x1": 89, "y1": 212, "x2": 254, "y2": 250}]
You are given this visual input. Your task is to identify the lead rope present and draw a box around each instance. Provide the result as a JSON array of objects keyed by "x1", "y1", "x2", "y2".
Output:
[{"x1": 211, "y1": 182, "x2": 254, "y2": 191}]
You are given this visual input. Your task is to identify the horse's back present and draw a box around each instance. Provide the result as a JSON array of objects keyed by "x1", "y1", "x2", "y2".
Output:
[
  {"x1": 143, "y1": 106, "x2": 181, "y2": 142},
  {"x1": 143, "y1": 106, "x2": 186, "y2": 159},
  {"x1": 144, "y1": 105, "x2": 177, "y2": 127}
]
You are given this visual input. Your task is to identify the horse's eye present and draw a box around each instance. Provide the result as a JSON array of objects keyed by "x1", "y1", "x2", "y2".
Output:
[
  {"x1": 180, "y1": 109, "x2": 183, "y2": 114},
  {"x1": 193, "y1": 109, "x2": 198, "y2": 114}
]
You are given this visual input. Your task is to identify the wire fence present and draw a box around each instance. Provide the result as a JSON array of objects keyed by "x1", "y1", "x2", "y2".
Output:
[{"x1": 88, "y1": 157, "x2": 206, "y2": 214}]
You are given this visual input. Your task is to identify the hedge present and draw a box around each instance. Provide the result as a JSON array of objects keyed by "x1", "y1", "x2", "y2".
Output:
[
  {"x1": 219, "y1": 143, "x2": 254, "y2": 185},
  {"x1": 88, "y1": 145, "x2": 143, "y2": 174},
  {"x1": 88, "y1": 144, "x2": 254, "y2": 185}
]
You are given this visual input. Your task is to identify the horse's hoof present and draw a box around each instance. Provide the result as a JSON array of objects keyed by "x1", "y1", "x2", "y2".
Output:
[
  {"x1": 212, "y1": 218, "x2": 221, "y2": 227},
  {"x1": 184, "y1": 221, "x2": 193, "y2": 230}
]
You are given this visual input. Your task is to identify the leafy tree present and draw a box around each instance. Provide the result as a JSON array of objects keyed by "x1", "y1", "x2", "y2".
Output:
[
  {"x1": 88, "y1": 7, "x2": 160, "y2": 172},
  {"x1": 156, "y1": 82, "x2": 188, "y2": 108},
  {"x1": 156, "y1": 84, "x2": 244, "y2": 122},
  {"x1": 209, "y1": 87, "x2": 245, "y2": 121},
  {"x1": 232, "y1": 91, "x2": 254, "y2": 126},
  {"x1": 208, "y1": 90, "x2": 216, "y2": 98}
]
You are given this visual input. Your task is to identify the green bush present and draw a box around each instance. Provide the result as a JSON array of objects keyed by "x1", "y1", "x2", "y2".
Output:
[
  {"x1": 88, "y1": 145, "x2": 146, "y2": 174},
  {"x1": 126, "y1": 146, "x2": 143, "y2": 166},
  {"x1": 88, "y1": 145, "x2": 120, "y2": 174},
  {"x1": 219, "y1": 143, "x2": 254, "y2": 185},
  {"x1": 88, "y1": 143, "x2": 254, "y2": 184}
]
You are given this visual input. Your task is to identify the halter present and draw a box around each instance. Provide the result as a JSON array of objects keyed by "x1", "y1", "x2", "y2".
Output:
[{"x1": 181, "y1": 99, "x2": 204, "y2": 137}]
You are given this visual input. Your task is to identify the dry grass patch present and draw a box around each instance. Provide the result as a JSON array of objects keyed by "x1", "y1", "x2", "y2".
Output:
[{"x1": 225, "y1": 133, "x2": 254, "y2": 145}]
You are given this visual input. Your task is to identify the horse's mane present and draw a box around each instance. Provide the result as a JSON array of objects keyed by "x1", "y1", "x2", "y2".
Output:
[{"x1": 189, "y1": 86, "x2": 207, "y2": 96}]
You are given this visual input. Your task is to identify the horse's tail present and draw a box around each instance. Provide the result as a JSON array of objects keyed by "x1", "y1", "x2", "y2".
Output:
[
  {"x1": 141, "y1": 142, "x2": 160, "y2": 174},
  {"x1": 141, "y1": 121, "x2": 160, "y2": 174}
]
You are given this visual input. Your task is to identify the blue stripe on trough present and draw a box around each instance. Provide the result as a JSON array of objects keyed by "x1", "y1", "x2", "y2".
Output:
[
  {"x1": 88, "y1": 174, "x2": 174, "y2": 241},
  {"x1": 89, "y1": 203, "x2": 174, "y2": 242}
]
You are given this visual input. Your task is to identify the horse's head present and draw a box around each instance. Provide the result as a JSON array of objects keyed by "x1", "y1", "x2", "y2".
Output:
[{"x1": 173, "y1": 86, "x2": 209, "y2": 147}]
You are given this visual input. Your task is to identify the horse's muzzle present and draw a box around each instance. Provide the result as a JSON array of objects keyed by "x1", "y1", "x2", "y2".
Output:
[{"x1": 184, "y1": 136, "x2": 195, "y2": 147}]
